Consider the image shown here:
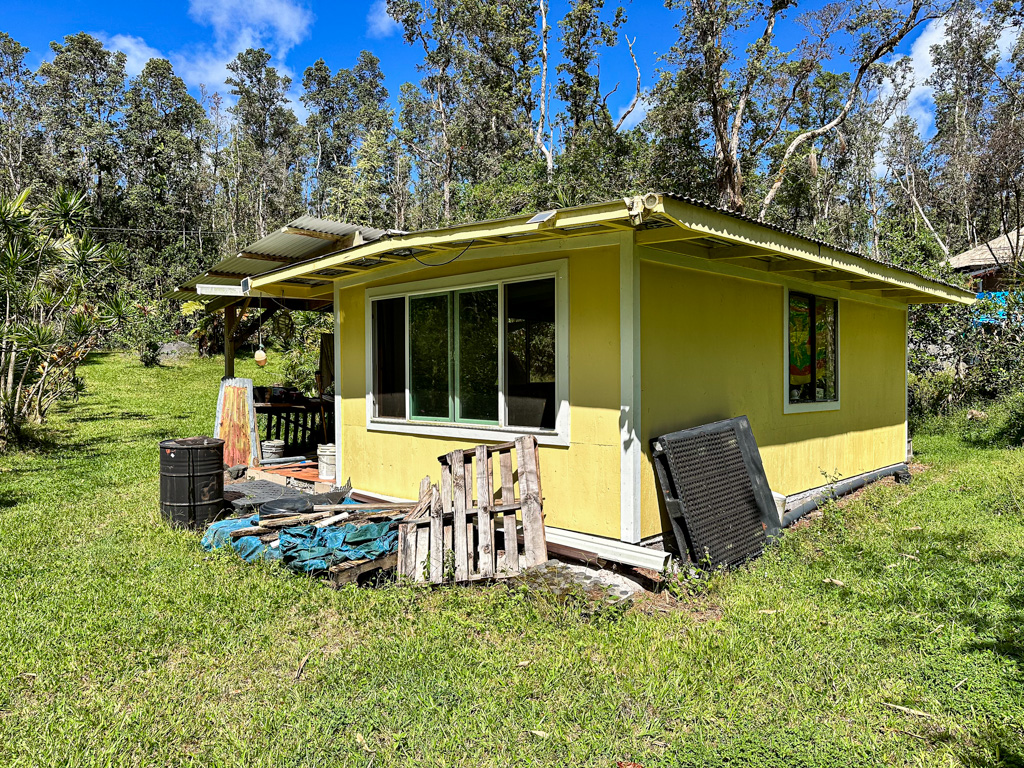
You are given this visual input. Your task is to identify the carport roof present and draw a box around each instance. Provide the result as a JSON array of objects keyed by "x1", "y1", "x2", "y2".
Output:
[{"x1": 164, "y1": 216, "x2": 394, "y2": 309}]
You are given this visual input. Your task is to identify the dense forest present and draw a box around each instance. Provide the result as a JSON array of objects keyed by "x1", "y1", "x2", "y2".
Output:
[{"x1": 0, "y1": 0, "x2": 1022, "y2": 439}]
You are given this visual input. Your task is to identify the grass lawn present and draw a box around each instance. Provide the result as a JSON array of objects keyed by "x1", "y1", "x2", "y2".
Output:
[{"x1": 1, "y1": 353, "x2": 1023, "y2": 767}]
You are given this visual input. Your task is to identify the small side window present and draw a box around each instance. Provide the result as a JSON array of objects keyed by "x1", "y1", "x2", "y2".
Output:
[{"x1": 788, "y1": 292, "x2": 838, "y2": 405}]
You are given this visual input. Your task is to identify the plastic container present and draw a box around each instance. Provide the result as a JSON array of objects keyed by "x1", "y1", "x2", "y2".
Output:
[
  {"x1": 261, "y1": 439, "x2": 286, "y2": 460},
  {"x1": 317, "y1": 443, "x2": 336, "y2": 482}
]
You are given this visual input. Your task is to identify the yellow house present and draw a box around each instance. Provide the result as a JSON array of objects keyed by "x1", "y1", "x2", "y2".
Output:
[{"x1": 179, "y1": 194, "x2": 973, "y2": 549}]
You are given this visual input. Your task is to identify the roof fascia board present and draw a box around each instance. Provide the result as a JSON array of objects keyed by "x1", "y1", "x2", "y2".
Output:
[
  {"x1": 251, "y1": 208, "x2": 631, "y2": 290},
  {"x1": 302, "y1": 231, "x2": 622, "y2": 296},
  {"x1": 660, "y1": 197, "x2": 973, "y2": 304}
]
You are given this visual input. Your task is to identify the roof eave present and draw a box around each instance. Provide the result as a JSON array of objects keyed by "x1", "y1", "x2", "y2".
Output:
[{"x1": 246, "y1": 194, "x2": 974, "y2": 306}]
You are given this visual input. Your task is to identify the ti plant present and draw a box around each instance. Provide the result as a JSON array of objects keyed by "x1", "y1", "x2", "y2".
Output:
[{"x1": 0, "y1": 187, "x2": 128, "y2": 443}]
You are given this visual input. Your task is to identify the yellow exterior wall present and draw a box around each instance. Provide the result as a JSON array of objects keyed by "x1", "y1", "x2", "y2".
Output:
[
  {"x1": 335, "y1": 244, "x2": 624, "y2": 537},
  {"x1": 638, "y1": 259, "x2": 908, "y2": 539}
]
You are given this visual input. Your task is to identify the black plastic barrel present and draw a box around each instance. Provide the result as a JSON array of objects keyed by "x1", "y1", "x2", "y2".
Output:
[{"x1": 159, "y1": 437, "x2": 225, "y2": 529}]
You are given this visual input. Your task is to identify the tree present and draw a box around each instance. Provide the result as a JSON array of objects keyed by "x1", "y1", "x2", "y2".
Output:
[
  {"x1": 35, "y1": 33, "x2": 126, "y2": 220},
  {"x1": 979, "y1": 22, "x2": 1024, "y2": 274},
  {"x1": 389, "y1": 0, "x2": 541, "y2": 224},
  {"x1": 302, "y1": 52, "x2": 396, "y2": 225},
  {"x1": 225, "y1": 48, "x2": 303, "y2": 239},
  {"x1": 121, "y1": 58, "x2": 215, "y2": 296},
  {"x1": 642, "y1": 67, "x2": 716, "y2": 202},
  {"x1": 927, "y1": 1, "x2": 1002, "y2": 253},
  {"x1": 757, "y1": 0, "x2": 947, "y2": 219},
  {"x1": 661, "y1": 0, "x2": 945, "y2": 216},
  {"x1": 0, "y1": 33, "x2": 40, "y2": 194},
  {"x1": 555, "y1": 0, "x2": 626, "y2": 148}
]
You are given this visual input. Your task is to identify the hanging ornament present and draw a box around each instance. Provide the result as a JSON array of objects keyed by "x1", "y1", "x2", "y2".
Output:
[{"x1": 254, "y1": 298, "x2": 268, "y2": 366}]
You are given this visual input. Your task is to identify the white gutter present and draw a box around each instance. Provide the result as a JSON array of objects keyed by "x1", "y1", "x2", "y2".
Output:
[{"x1": 544, "y1": 526, "x2": 671, "y2": 572}]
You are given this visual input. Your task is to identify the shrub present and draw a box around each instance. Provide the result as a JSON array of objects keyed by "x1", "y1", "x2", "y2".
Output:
[
  {"x1": 908, "y1": 369, "x2": 960, "y2": 431},
  {"x1": 0, "y1": 188, "x2": 128, "y2": 445},
  {"x1": 958, "y1": 390, "x2": 1024, "y2": 448},
  {"x1": 908, "y1": 292, "x2": 1024, "y2": 421}
]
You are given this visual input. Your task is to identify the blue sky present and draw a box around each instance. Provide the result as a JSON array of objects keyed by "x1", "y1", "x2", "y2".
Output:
[{"x1": 2, "y1": 0, "x2": 962, "y2": 135}]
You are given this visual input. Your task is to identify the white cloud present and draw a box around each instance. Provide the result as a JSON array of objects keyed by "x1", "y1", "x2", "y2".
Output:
[
  {"x1": 188, "y1": 0, "x2": 313, "y2": 56},
  {"x1": 173, "y1": 48, "x2": 237, "y2": 93},
  {"x1": 366, "y1": 0, "x2": 400, "y2": 39},
  {"x1": 102, "y1": 0, "x2": 320, "y2": 108},
  {"x1": 169, "y1": 0, "x2": 314, "y2": 92},
  {"x1": 105, "y1": 33, "x2": 164, "y2": 78},
  {"x1": 901, "y1": 18, "x2": 946, "y2": 136}
]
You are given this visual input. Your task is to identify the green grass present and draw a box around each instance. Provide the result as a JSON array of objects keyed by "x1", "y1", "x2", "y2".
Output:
[{"x1": 1, "y1": 353, "x2": 1023, "y2": 767}]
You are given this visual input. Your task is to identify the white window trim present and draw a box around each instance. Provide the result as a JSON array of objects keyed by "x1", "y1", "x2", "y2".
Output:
[
  {"x1": 783, "y1": 286, "x2": 841, "y2": 414},
  {"x1": 364, "y1": 259, "x2": 570, "y2": 447}
]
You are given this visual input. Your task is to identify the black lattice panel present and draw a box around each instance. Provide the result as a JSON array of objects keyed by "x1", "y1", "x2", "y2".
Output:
[{"x1": 651, "y1": 416, "x2": 780, "y2": 568}]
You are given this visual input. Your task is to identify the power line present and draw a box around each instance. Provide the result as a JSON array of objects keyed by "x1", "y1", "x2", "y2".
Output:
[{"x1": 82, "y1": 225, "x2": 236, "y2": 236}]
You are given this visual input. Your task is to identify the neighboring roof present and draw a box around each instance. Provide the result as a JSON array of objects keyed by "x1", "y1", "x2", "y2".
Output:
[
  {"x1": 164, "y1": 215, "x2": 392, "y2": 306},
  {"x1": 237, "y1": 194, "x2": 972, "y2": 305},
  {"x1": 947, "y1": 229, "x2": 1022, "y2": 271}
]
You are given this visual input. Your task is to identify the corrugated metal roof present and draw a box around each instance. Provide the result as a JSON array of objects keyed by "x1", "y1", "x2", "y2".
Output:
[
  {"x1": 164, "y1": 216, "x2": 391, "y2": 301},
  {"x1": 658, "y1": 192, "x2": 970, "y2": 293},
  {"x1": 246, "y1": 193, "x2": 972, "y2": 301}
]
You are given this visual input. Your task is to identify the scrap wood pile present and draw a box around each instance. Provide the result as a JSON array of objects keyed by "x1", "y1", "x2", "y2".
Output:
[
  {"x1": 202, "y1": 497, "x2": 417, "y2": 585},
  {"x1": 201, "y1": 436, "x2": 547, "y2": 587}
]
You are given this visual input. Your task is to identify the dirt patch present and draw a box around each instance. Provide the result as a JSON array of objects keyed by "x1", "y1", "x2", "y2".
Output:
[{"x1": 629, "y1": 590, "x2": 723, "y2": 621}]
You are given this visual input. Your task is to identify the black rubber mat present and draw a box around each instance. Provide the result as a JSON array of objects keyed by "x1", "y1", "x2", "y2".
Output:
[
  {"x1": 224, "y1": 480, "x2": 305, "y2": 510},
  {"x1": 650, "y1": 416, "x2": 780, "y2": 567},
  {"x1": 224, "y1": 480, "x2": 353, "y2": 511}
]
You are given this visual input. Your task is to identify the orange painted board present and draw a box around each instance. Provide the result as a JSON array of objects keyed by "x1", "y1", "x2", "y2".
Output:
[{"x1": 214, "y1": 378, "x2": 261, "y2": 467}]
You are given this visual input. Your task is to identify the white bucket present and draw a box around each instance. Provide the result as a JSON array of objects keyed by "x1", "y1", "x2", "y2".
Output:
[
  {"x1": 317, "y1": 443, "x2": 336, "y2": 482},
  {"x1": 262, "y1": 439, "x2": 285, "y2": 460}
]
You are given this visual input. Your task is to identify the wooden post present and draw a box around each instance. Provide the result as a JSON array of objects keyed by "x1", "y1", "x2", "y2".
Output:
[{"x1": 223, "y1": 303, "x2": 237, "y2": 379}]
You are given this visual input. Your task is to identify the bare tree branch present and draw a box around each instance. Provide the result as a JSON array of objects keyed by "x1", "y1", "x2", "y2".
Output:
[
  {"x1": 758, "y1": 0, "x2": 937, "y2": 220},
  {"x1": 613, "y1": 35, "x2": 643, "y2": 132}
]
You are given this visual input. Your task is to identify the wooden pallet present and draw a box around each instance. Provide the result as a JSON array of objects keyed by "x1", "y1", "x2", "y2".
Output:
[
  {"x1": 328, "y1": 553, "x2": 398, "y2": 587},
  {"x1": 397, "y1": 436, "x2": 546, "y2": 584}
]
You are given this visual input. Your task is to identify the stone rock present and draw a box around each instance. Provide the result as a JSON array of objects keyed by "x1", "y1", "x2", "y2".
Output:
[
  {"x1": 158, "y1": 341, "x2": 196, "y2": 360},
  {"x1": 226, "y1": 464, "x2": 247, "y2": 480},
  {"x1": 523, "y1": 559, "x2": 647, "y2": 608}
]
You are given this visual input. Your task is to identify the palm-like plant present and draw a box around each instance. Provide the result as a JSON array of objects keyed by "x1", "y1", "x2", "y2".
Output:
[{"x1": 0, "y1": 188, "x2": 126, "y2": 443}]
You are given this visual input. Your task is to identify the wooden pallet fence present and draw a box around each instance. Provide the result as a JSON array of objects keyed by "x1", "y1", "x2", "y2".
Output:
[{"x1": 397, "y1": 436, "x2": 546, "y2": 584}]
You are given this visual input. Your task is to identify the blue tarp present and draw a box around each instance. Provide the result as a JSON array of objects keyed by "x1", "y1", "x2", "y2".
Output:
[
  {"x1": 972, "y1": 291, "x2": 1024, "y2": 325},
  {"x1": 279, "y1": 521, "x2": 398, "y2": 573},
  {"x1": 201, "y1": 515, "x2": 282, "y2": 562},
  {"x1": 201, "y1": 502, "x2": 398, "y2": 573}
]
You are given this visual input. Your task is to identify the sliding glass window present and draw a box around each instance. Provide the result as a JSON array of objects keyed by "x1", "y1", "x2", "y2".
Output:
[{"x1": 370, "y1": 276, "x2": 558, "y2": 430}]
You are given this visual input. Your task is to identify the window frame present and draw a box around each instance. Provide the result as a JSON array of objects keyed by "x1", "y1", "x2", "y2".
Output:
[
  {"x1": 783, "y1": 287, "x2": 841, "y2": 414},
  {"x1": 365, "y1": 260, "x2": 570, "y2": 446}
]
